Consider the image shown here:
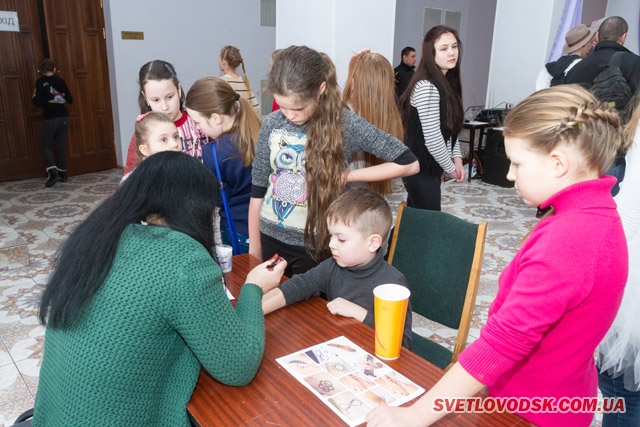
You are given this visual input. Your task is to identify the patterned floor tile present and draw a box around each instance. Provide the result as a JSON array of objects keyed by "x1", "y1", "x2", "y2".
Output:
[
  {"x1": 0, "y1": 273, "x2": 42, "y2": 325},
  {"x1": 0, "y1": 364, "x2": 31, "y2": 402},
  {"x1": 0, "y1": 339, "x2": 12, "y2": 367},
  {"x1": 0, "y1": 246, "x2": 29, "y2": 271},
  {"x1": 0, "y1": 394, "x2": 34, "y2": 426},
  {"x1": 2, "y1": 324, "x2": 45, "y2": 363}
]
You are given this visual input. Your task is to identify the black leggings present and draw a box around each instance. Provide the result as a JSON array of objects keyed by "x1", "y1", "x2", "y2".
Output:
[{"x1": 402, "y1": 173, "x2": 442, "y2": 211}]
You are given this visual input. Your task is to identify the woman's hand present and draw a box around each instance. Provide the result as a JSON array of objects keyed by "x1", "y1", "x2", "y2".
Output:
[
  {"x1": 453, "y1": 157, "x2": 466, "y2": 182},
  {"x1": 245, "y1": 256, "x2": 287, "y2": 294}
]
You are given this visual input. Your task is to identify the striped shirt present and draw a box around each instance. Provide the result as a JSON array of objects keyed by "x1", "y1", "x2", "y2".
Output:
[
  {"x1": 221, "y1": 75, "x2": 260, "y2": 114},
  {"x1": 410, "y1": 80, "x2": 462, "y2": 174}
]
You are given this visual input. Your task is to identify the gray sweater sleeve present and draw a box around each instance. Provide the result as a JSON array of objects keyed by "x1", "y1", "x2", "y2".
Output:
[
  {"x1": 279, "y1": 258, "x2": 334, "y2": 305},
  {"x1": 251, "y1": 112, "x2": 279, "y2": 190},
  {"x1": 341, "y1": 109, "x2": 415, "y2": 163}
]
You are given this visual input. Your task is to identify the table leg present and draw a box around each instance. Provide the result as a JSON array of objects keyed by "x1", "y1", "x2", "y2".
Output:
[{"x1": 467, "y1": 127, "x2": 476, "y2": 182}]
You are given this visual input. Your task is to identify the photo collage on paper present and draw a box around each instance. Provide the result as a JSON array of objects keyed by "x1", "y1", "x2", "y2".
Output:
[{"x1": 276, "y1": 336, "x2": 425, "y2": 426}]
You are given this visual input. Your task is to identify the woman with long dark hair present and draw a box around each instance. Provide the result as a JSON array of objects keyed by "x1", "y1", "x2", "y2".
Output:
[
  {"x1": 34, "y1": 151, "x2": 286, "y2": 426},
  {"x1": 400, "y1": 25, "x2": 466, "y2": 211}
]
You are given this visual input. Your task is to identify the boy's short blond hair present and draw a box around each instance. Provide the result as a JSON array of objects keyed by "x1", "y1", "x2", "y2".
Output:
[{"x1": 326, "y1": 187, "x2": 393, "y2": 239}]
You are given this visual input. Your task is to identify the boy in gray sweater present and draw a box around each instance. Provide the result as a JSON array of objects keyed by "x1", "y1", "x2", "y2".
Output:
[{"x1": 262, "y1": 187, "x2": 412, "y2": 348}]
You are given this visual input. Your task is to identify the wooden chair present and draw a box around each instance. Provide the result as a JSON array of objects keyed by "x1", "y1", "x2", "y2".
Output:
[{"x1": 388, "y1": 203, "x2": 487, "y2": 370}]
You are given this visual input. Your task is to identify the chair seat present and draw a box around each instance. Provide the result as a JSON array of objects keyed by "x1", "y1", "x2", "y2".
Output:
[{"x1": 411, "y1": 332, "x2": 453, "y2": 370}]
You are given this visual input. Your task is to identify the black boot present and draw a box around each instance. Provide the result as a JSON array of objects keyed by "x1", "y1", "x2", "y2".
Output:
[
  {"x1": 45, "y1": 168, "x2": 58, "y2": 187},
  {"x1": 58, "y1": 170, "x2": 68, "y2": 182}
]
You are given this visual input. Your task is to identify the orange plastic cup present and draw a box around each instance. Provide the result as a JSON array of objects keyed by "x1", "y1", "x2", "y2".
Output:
[{"x1": 374, "y1": 284, "x2": 410, "y2": 360}]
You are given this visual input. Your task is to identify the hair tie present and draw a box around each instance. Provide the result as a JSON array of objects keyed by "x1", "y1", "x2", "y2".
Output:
[
  {"x1": 235, "y1": 93, "x2": 241, "y2": 101},
  {"x1": 136, "y1": 112, "x2": 150, "y2": 122}
]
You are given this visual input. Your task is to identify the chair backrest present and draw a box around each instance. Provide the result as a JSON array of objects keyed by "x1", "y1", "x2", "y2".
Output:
[{"x1": 388, "y1": 203, "x2": 487, "y2": 367}]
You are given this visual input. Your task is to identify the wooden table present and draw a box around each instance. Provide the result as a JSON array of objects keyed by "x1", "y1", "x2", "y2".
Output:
[{"x1": 188, "y1": 254, "x2": 527, "y2": 426}]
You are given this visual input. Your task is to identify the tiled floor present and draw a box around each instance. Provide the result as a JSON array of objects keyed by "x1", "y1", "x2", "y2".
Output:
[
  {"x1": 0, "y1": 170, "x2": 121, "y2": 426},
  {"x1": 0, "y1": 169, "x2": 600, "y2": 426}
]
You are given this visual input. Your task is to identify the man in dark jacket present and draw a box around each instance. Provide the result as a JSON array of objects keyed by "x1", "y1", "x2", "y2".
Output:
[
  {"x1": 394, "y1": 46, "x2": 416, "y2": 99},
  {"x1": 565, "y1": 16, "x2": 640, "y2": 95},
  {"x1": 565, "y1": 16, "x2": 640, "y2": 196}
]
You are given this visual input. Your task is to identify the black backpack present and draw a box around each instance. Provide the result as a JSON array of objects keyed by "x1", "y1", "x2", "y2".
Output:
[{"x1": 590, "y1": 51, "x2": 633, "y2": 122}]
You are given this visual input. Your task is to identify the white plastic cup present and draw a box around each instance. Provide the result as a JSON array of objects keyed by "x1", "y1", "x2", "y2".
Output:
[{"x1": 215, "y1": 245, "x2": 233, "y2": 273}]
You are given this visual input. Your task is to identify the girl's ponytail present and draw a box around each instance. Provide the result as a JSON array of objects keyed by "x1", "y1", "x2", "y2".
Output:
[{"x1": 232, "y1": 96, "x2": 261, "y2": 167}]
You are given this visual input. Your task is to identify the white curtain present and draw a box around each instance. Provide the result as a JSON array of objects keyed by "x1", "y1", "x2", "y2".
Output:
[{"x1": 547, "y1": 0, "x2": 584, "y2": 62}]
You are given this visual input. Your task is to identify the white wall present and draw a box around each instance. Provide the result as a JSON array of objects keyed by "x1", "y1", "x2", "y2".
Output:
[
  {"x1": 487, "y1": 0, "x2": 640, "y2": 108},
  {"x1": 606, "y1": 0, "x2": 639, "y2": 54},
  {"x1": 393, "y1": 0, "x2": 497, "y2": 109},
  {"x1": 486, "y1": 0, "x2": 560, "y2": 107},
  {"x1": 277, "y1": 0, "x2": 397, "y2": 87},
  {"x1": 103, "y1": 0, "x2": 275, "y2": 166}
]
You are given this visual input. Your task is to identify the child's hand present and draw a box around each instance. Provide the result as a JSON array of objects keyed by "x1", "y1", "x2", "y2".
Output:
[
  {"x1": 245, "y1": 254, "x2": 287, "y2": 294},
  {"x1": 327, "y1": 297, "x2": 367, "y2": 322}
]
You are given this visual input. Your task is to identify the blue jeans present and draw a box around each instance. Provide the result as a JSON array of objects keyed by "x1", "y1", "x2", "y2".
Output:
[
  {"x1": 606, "y1": 163, "x2": 626, "y2": 197},
  {"x1": 598, "y1": 369, "x2": 640, "y2": 427},
  {"x1": 220, "y1": 227, "x2": 249, "y2": 255}
]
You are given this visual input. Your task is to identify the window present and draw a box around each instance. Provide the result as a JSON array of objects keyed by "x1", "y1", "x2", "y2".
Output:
[
  {"x1": 261, "y1": 0, "x2": 276, "y2": 27},
  {"x1": 423, "y1": 7, "x2": 461, "y2": 34}
]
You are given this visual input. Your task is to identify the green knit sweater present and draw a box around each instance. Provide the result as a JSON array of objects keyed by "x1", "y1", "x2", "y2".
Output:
[{"x1": 33, "y1": 224, "x2": 265, "y2": 426}]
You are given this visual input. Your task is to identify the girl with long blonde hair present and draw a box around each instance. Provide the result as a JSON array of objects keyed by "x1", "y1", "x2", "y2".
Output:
[
  {"x1": 343, "y1": 51, "x2": 404, "y2": 196},
  {"x1": 249, "y1": 45, "x2": 418, "y2": 276}
]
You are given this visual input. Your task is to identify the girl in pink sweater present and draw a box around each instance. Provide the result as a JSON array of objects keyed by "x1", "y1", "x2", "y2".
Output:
[{"x1": 365, "y1": 85, "x2": 628, "y2": 427}]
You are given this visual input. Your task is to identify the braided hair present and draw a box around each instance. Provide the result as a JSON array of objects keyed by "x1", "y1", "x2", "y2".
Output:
[
  {"x1": 503, "y1": 85, "x2": 621, "y2": 176},
  {"x1": 220, "y1": 45, "x2": 256, "y2": 101}
]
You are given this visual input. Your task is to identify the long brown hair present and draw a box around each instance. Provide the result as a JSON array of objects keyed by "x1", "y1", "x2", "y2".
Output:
[
  {"x1": 268, "y1": 46, "x2": 345, "y2": 260},
  {"x1": 220, "y1": 46, "x2": 256, "y2": 102},
  {"x1": 622, "y1": 91, "x2": 640, "y2": 153},
  {"x1": 343, "y1": 52, "x2": 404, "y2": 195},
  {"x1": 400, "y1": 25, "x2": 463, "y2": 139},
  {"x1": 185, "y1": 77, "x2": 261, "y2": 167}
]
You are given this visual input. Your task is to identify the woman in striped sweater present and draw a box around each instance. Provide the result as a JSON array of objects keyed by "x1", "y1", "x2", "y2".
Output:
[{"x1": 399, "y1": 25, "x2": 466, "y2": 211}]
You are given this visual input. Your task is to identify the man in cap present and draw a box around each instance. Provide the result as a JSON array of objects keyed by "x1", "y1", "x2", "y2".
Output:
[{"x1": 535, "y1": 23, "x2": 597, "y2": 90}]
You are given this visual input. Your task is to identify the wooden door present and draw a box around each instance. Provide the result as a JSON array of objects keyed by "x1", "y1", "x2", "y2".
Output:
[
  {"x1": 41, "y1": 0, "x2": 115, "y2": 176},
  {"x1": 0, "y1": 0, "x2": 44, "y2": 181},
  {"x1": 0, "y1": 0, "x2": 115, "y2": 182}
]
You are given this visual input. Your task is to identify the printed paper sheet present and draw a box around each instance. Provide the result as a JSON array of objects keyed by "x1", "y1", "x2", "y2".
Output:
[{"x1": 276, "y1": 336, "x2": 425, "y2": 426}]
